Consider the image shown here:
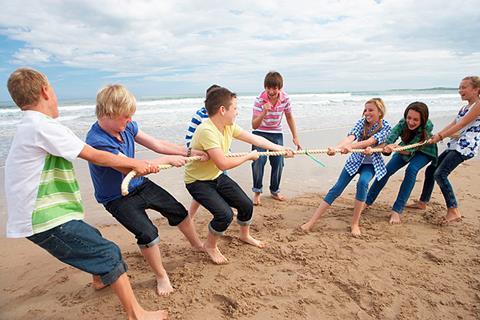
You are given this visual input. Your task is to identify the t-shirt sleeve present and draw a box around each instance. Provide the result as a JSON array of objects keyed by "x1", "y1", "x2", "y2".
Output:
[
  {"x1": 126, "y1": 121, "x2": 139, "y2": 137},
  {"x1": 198, "y1": 127, "x2": 222, "y2": 151},
  {"x1": 233, "y1": 123, "x2": 243, "y2": 138},
  {"x1": 37, "y1": 120, "x2": 86, "y2": 161}
]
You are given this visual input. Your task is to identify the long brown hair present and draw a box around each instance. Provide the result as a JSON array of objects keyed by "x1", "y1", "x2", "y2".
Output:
[
  {"x1": 361, "y1": 98, "x2": 386, "y2": 140},
  {"x1": 401, "y1": 102, "x2": 429, "y2": 143}
]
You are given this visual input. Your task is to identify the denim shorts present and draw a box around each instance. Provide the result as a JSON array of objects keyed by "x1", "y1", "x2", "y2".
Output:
[
  {"x1": 27, "y1": 220, "x2": 127, "y2": 286},
  {"x1": 105, "y1": 179, "x2": 188, "y2": 247}
]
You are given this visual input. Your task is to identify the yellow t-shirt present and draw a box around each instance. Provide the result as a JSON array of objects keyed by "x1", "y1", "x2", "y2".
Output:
[{"x1": 184, "y1": 118, "x2": 242, "y2": 184}]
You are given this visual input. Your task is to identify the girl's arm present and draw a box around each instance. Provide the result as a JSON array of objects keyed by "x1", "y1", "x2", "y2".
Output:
[{"x1": 431, "y1": 103, "x2": 480, "y2": 143}]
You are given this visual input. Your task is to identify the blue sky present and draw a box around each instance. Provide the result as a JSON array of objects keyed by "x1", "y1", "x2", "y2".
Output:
[{"x1": 1, "y1": 0, "x2": 479, "y2": 102}]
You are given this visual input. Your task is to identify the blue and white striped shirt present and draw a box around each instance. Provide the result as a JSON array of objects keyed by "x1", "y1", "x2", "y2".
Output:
[
  {"x1": 185, "y1": 106, "x2": 209, "y2": 147},
  {"x1": 344, "y1": 118, "x2": 391, "y2": 180}
]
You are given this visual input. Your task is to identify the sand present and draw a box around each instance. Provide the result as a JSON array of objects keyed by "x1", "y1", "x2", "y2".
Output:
[{"x1": 1, "y1": 130, "x2": 479, "y2": 319}]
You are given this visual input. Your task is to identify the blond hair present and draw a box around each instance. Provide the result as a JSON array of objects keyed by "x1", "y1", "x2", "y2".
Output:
[
  {"x1": 96, "y1": 84, "x2": 136, "y2": 118},
  {"x1": 7, "y1": 67, "x2": 49, "y2": 109},
  {"x1": 362, "y1": 98, "x2": 386, "y2": 140},
  {"x1": 463, "y1": 76, "x2": 480, "y2": 92}
]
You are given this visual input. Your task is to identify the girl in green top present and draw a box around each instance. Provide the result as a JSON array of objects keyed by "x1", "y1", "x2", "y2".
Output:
[{"x1": 365, "y1": 102, "x2": 438, "y2": 224}]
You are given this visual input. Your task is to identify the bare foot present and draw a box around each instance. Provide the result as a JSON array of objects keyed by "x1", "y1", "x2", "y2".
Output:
[
  {"x1": 351, "y1": 224, "x2": 362, "y2": 237},
  {"x1": 253, "y1": 192, "x2": 261, "y2": 206},
  {"x1": 156, "y1": 276, "x2": 174, "y2": 296},
  {"x1": 294, "y1": 225, "x2": 310, "y2": 235},
  {"x1": 406, "y1": 200, "x2": 427, "y2": 210},
  {"x1": 271, "y1": 192, "x2": 286, "y2": 201},
  {"x1": 92, "y1": 275, "x2": 107, "y2": 290},
  {"x1": 300, "y1": 223, "x2": 312, "y2": 233},
  {"x1": 440, "y1": 208, "x2": 462, "y2": 225},
  {"x1": 133, "y1": 309, "x2": 169, "y2": 320},
  {"x1": 203, "y1": 244, "x2": 229, "y2": 264},
  {"x1": 389, "y1": 212, "x2": 401, "y2": 224},
  {"x1": 239, "y1": 234, "x2": 266, "y2": 248}
]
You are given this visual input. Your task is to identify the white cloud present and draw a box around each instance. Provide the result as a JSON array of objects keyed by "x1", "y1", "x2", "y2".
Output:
[{"x1": 0, "y1": 0, "x2": 478, "y2": 91}]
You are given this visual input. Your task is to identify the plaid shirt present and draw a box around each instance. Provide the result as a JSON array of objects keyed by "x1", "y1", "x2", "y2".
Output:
[{"x1": 344, "y1": 118, "x2": 391, "y2": 180}]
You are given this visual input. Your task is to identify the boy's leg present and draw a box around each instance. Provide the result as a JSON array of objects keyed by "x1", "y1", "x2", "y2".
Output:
[
  {"x1": 104, "y1": 186, "x2": 173, "y2": 295},
  {"x1": 27, "y1": 220, "x2": 167, "y2": 319},
  {"x1": 267, "y1": 133, "x2": 285, "y2": 200},
  {"x1": 351, "y1": 165, "x2": 375, "y2": 236},
  {"x1": 188, "y1": 199, "x2": 201, "y2": 219},
  {"x1": 112, "y1": 273, "x2": 168, "y2": 320},
  {"x1": 142, "y1": 180, "x2": 203, "y2": 250},
  {"x1": 186, "y1": 179, "x2": 233, "y2": 264},
  {"x1": 140, "y1": 245, "x2": 173, "y2": 296},
  {"x1": 216, "y1": 174, "x2": 265, "y2": 248},
  {"x1": 251, "y1": 131, "x2": 268, "y2": 205},
  {"x1": 366, "y1": 154, "x2": 405, "y2": 206}
]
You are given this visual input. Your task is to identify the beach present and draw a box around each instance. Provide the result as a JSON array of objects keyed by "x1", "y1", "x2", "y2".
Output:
[{"x1": 1, "y1": 125, "x2": 479, "y2": 319}]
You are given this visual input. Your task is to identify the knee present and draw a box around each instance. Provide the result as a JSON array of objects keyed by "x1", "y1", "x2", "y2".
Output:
[
  {"x1": 237, "y1": 199, "x2": 253, "y2": 219},
  {"x1": 136, "y1": 224, "x2": 159, "y2": 246},
  {"x1": 214, "y1": 208, "x2": 234, "y2": 231},
  {"x1": 356, "y1": 178, "x2": 370, "y2": 192},
  {"x1": 433, "y1": 169, "x2": 446, "y2": 182}
]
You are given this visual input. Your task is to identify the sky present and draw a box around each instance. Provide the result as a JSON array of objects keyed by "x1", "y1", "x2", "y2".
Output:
[{"x1": 0, "y1": 0, "x2": 479, "y2": 102}]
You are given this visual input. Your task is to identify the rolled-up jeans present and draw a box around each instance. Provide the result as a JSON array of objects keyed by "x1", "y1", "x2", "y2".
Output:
[
  {"x1": 28, "y1": 220, "x2": 127, "y2": 286},
  {"x1": 186, "y1": 174, "x2": 253, "y2": 235}
]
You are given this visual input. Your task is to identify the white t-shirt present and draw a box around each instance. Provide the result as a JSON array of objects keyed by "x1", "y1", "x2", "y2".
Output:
[{"x1": 5, "y1": 111, "x2": 86, "y2": 238}]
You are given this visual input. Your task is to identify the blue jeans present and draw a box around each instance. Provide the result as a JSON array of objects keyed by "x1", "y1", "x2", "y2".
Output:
[
  {"x1": 366, "y1": 152, "x2": 433, "y2": 213},
  {"x1": 419, "y1": 150, "x2": 467, "y2": 208},
  {"x1": 186, "y1": 174, "x2": 253, "y2": 235},
  {"x1": 27, "y1": 220, "x2": 127, "y2": 286},
  {"x1": 324, "y1": 164, "x2": 375, "y2": 205},
  {"x1": 251, "y1": 131, "x2": 284, "y2": 195},
  {"x1": 105, "y1": 179, "x2": 188, "y2": 248}
]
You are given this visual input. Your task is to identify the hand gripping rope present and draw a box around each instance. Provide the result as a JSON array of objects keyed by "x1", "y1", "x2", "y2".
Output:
[{"x1": 120, "y1": 141, "x2": 427, "y2": 196}]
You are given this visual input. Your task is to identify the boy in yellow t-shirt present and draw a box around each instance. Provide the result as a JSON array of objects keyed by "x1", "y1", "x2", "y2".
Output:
[{"x1": 185, "y1": 87, "x2": 293, "y2": 264}]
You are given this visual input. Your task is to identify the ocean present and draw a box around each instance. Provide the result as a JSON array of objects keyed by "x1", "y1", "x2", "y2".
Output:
[{"x1": 0, "y1": 89, "x2": 462, "y2": 167}]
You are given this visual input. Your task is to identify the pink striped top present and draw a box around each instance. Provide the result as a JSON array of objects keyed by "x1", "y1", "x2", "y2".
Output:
[{"x1": 252, "y1": 91, "x2": 291, "y2": 133}]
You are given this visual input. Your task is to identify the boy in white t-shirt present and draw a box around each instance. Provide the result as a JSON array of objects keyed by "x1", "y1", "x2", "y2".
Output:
[{"x1": 5, "y1": 68, "x2": 167, "y2": 320}]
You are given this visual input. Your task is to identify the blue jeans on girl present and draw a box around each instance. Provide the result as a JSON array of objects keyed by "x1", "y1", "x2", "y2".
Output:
[
  {"x1": 419, "y1": 150, "x2": 467, "y2": 208},
  {"x1": 324, "y1": 164, "x2": 375, "y2": 205},
  {"x1": 366, "y1": 152, "x2": 433, "y2": 213}
]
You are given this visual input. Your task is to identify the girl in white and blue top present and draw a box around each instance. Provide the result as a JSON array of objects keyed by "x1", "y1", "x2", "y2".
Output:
[
  {"x1": 412, "y1": 76, "x2": 480, "y2": 223},
  {"x1": 302, "y1": 98, "x2": 391, "y2": 236}
]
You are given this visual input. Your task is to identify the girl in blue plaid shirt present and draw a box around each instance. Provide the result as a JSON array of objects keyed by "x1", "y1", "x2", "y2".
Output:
[{"x1": 301, "y1": 98, "x2": 391, "y2": 236}]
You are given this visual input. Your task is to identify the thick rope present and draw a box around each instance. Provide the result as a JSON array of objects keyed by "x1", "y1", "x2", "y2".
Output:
[{"x1": 121, "y1": 141, "x2": 427, "y2": 195}]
